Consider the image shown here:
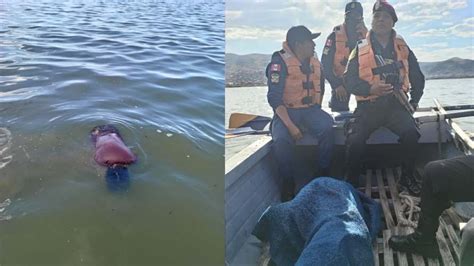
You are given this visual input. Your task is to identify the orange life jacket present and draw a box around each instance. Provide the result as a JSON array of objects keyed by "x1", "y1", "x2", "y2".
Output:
[
  {"x1": 333, "y1": 24, "x2": 367, "y2": 77},
  {"x1": 279, "y1": 42, "x2": 322, "y2": 109},
  {"x1": 357, "y1": 31, "x2": 410, "y2": 102}
]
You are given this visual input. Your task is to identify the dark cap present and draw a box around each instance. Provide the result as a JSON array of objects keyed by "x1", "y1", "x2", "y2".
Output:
[
  {"x1": 373, "y1": 0, "x2": 398, "y2": 23},
  {"x1": 345, "y1": 1, "x2": 363, "y2": 15},
  {"x1": 286, "y1": 25, "x2": 321, "y2": 46}
]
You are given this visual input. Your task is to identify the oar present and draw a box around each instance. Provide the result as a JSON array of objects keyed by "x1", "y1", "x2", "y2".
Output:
[
  {"x1": 433, "y1": 104, "x2": 474, "y2": 111},
  {"x1": 418, "y1": 110, "x2": 474, "y2": 123},
  {"x1": 226, "y1": 109, "x2": 474, "y2": 139},
  {"x1": 442, "y1": 110, "x2": 474, "y2": 119},
  {"x1": 225, "y1": 127, "x2": 270, "y2": 139},
  {"x1": 228, "y1": 107, "x2": 474, "y2": 129},
  {"x1": 229, "y1": 113, "x2": 271, "y2": 130},
  {"x1": 332, "y1": 107, "x2": 474, "y2": 121}
]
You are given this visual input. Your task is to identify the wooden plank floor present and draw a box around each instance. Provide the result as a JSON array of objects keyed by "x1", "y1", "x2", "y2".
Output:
[{"x1": 368, "y1": 168, "x2": 464, "y2": 266}]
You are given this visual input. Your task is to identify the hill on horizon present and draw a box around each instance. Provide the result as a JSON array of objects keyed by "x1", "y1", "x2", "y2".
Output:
[{"x1": 226, "y1": 53, "x2": 474, "y2": 87}]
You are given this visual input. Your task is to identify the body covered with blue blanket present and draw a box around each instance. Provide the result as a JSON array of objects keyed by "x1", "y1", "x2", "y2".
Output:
[{"x1": 253, "y1": 177, "x2": 382, "y2": 266}]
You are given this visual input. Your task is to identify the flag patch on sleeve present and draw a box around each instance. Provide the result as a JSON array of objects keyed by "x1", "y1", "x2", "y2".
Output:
[{"x1": 271, "y1": 63, "x2": 281, "y2": 72}]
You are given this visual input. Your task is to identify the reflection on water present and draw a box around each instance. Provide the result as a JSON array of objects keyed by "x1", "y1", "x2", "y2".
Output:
[
  {"x1": 0, "y1": 0, "x2": 224, "y2": 264},
  {"x1": 0, "y1": 128, "x2": 12, "y2": 170}
]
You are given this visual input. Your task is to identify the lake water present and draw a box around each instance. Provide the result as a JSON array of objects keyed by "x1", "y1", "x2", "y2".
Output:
[
  {"x1": 0, "y1": 0, "x2": 224, "y2": 265},
  {"x1": 226, "y1": 78, "x2": 474, "y2": 158}
]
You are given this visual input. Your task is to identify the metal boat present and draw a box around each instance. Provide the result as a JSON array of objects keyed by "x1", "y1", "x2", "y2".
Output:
[{"x1": 225, "y1": 100, "x2": 474, "y2": 265}]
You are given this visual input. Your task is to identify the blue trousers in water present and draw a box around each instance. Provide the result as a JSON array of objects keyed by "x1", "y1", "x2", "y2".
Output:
[
  {"x1": 271, "y1": 104, "x2": 334, "y2": 180},
  {"x1": 106, "y1": 166, "x2": 130, "y2": 191}
]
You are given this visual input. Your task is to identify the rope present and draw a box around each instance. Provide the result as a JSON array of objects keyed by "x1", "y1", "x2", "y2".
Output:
[{"x1": 398, "y1": 191, "x2": 421, "y2": 227}]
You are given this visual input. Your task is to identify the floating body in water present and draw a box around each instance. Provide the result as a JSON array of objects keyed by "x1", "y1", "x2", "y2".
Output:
[{"x1": 90, "y1": 125, "x2": 137, "y2": 191}]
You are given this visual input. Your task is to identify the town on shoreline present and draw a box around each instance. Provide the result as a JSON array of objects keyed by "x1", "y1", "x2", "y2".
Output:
[{"x1": 226, "y1": 54, "x2": 474, "y2": 88}]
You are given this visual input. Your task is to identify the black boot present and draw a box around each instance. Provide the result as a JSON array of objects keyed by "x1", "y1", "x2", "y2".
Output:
[
  {"x1": 389, "y1": 214, "x2": 440, "y2": 258},
  {"x1": 389, "y1": 230, "x2": 439, "y2": 258}
]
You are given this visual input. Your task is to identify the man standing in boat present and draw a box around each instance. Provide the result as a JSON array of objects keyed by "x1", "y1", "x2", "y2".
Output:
[
  {"x1": 266, "y1": 25, "x2": 334, "y2": 201},
  {"x1": 321, "y1": 0, "x2": 367, "y2": 112},
  {"x1": 343, "y1": 0, "x2": 425, "y2": 193}
]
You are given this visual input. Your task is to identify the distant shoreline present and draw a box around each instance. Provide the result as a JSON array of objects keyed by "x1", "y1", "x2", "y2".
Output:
[
  {"x1": 425, "y1": 76, "x2": 474, "y2": 80},
  {"x1": 226, "y1": 55, "x2": 474, "y2": 88},
  {"x1": 226, "y1": 76, "x2": 474, "y2": 88}
]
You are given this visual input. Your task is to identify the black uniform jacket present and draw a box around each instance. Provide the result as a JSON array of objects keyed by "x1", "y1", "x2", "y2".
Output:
[{"x1": 343, "y1": 30, "x2": 425, "y2": 104}]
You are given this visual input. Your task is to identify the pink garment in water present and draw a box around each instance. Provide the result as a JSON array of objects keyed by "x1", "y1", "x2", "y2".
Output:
[{"x1": 94, "y1": 133, "x2": 137, "y2": 167}]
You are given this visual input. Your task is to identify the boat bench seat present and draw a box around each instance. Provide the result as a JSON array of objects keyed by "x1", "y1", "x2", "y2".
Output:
[
  {"x1": 296, "y1": 126, "x2": 401, "y2": 146},
  {"x1": 296, "y1": 120, "x2": 451, "y2": 146}
]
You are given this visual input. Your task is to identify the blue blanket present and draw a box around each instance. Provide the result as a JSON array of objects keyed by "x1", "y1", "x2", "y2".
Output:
[{"x1": 253, "y1": 177, "x2": 382, "y2": 266}]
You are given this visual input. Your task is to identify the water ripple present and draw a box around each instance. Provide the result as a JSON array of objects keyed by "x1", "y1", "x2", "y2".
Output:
[{"x1": 0, "y1": 0, "x2": 224, "y2": 264}]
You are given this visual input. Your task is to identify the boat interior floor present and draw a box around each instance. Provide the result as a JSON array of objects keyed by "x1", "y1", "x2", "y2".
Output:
[{"x1": 231, "y1": 167, "x2": 469, "y2": 266}]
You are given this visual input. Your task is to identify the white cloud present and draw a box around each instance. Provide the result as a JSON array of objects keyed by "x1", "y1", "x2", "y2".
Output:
[
  {"x1": 421, "y1": 42, "x2": 449, "y2": 48},
  {"x1": 285, "y1": 1, "x2": 348, "y2": 36},
  {"x1": 397, "y1": 0, "x2": 466, "y2": 9},
  {"x1": 412, "y1": 17, "x2": 474, "y2": 37},
  {"x1": 225, "y1": 10, "x2": 242, "y2": 20},
  {"x1": 395, "y1": 0, "x2": 468, "y2": 23},
  {"x1": 226, "y1": 26, "x2": 285, "y2": 40},
  {"x1": 448, "y1": 0, "x2": 468, "y2": 9},
  {"x1": 413, "y1": 46, "x2": 474, "y2": 62},
  {"x1": 397, "y1": 14, "x2": 444, "y2": 23},
  {"x1": 225, "y1": 0, "x2": 472, "y2": 61}
]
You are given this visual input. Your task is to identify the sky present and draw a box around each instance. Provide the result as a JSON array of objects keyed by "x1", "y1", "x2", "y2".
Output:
[{"x1": 226, "y1": 0, "x2": 474, "y2": 62}]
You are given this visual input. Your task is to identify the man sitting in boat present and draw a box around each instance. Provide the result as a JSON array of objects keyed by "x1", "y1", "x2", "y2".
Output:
[
  {"x1": 266, "y1": 25, "x2": 334, "y2": 201},
  {"x1": 389, "y1": 155, "x2": 474, "y2": 263},
  {"x1": 343, "y1": 0, "x2": 425, "y2": 194}
]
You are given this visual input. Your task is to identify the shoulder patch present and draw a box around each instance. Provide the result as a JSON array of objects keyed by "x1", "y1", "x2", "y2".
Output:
[
  {"x1": 270, "y1": 73, "x2": 280, "y2": 83},
  {"x1": 323, "y1": 47, "x2": 330, "y2": 55},
  {"x1": 270, "y1": 63, "x2": 281, "y2": 72},
  {"x1": 325, "y1": 38, "x2": 333, "y2": 47}
]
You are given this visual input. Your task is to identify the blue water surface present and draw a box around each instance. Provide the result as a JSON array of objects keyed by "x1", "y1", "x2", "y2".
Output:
[{"x1": 0, "y1": 0, "x2": 224, "y2": 264}]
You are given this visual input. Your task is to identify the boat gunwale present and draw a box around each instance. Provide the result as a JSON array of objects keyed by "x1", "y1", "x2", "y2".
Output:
[
  {"x1": 225, "y1": 136, "x2": 272, "y2": 190},
  {"x1": 434, "y1": 99, "x2": 473, "y2": 153}
]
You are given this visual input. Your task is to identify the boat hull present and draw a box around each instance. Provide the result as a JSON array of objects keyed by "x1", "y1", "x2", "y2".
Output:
[{"x1": 225, "y1": 105, "x2": 473, "y2": 265}]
